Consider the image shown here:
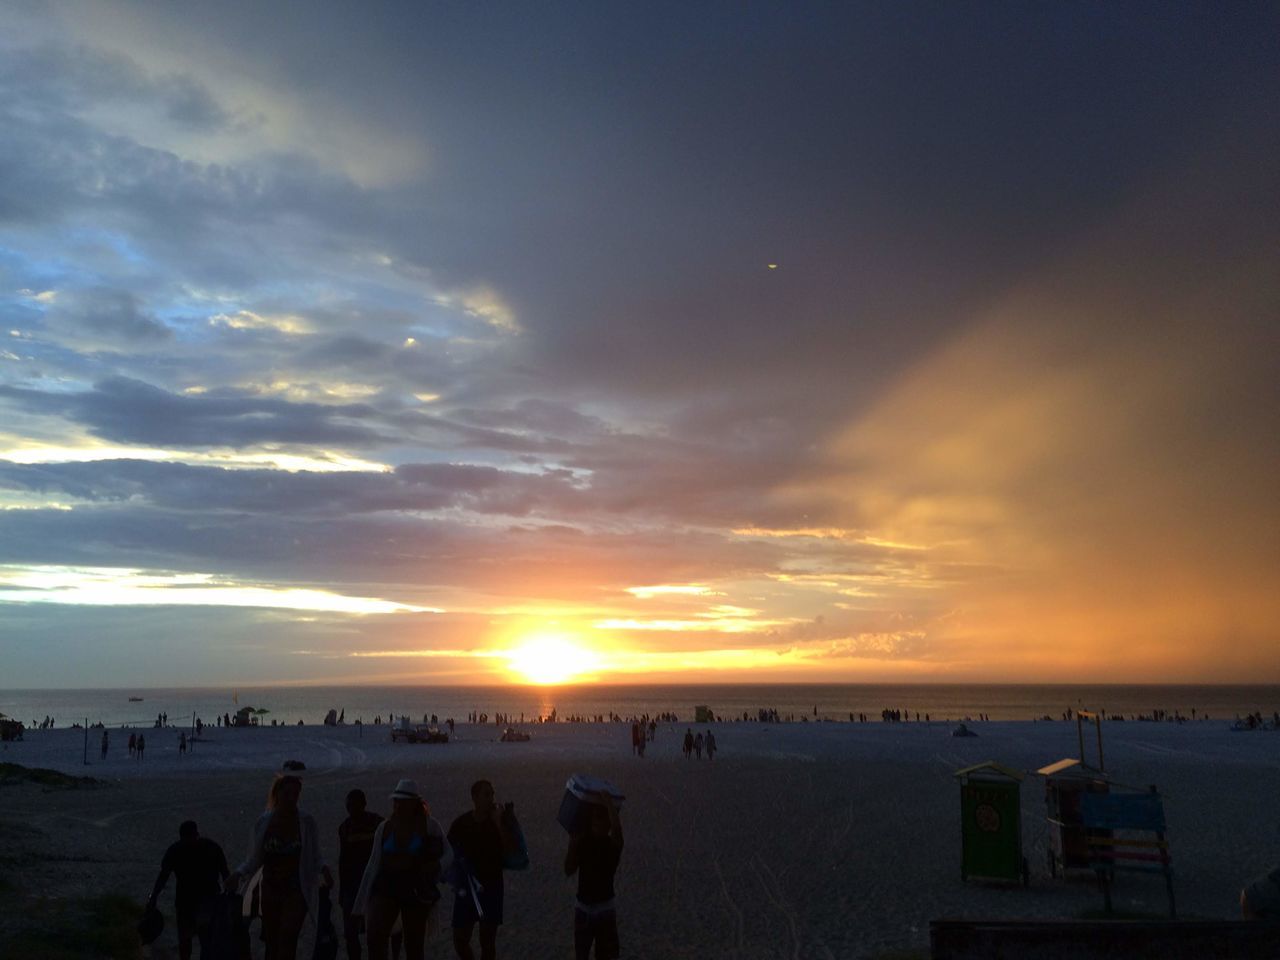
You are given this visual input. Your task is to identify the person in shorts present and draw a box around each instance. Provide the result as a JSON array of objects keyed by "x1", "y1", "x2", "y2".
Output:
[
  {"x1": 448, "y1": 779, "x2": 515, "y2": 960},
  {"x1": 564, "y1": 794, "x2": 623, "y2": 960}
]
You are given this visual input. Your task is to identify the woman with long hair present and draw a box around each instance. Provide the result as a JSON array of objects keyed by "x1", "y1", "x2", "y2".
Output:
[
  {"x1": 226, "y1": 761, "x2": 333, "y2": 960},
  {"x1": 352, "y1": 779, "x2": 447, "y2": 960}
]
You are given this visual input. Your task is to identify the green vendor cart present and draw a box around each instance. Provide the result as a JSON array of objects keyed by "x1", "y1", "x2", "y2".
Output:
[{"x1": 955, "y1": 761, "x2": 1029, "y2": 885}]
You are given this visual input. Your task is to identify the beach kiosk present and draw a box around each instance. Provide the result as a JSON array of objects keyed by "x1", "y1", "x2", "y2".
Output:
[
  {"x1": 954, "y1": 762, "x2": 1028, "y2": 885},
  {"x1": 1038, "y1": 758, "x2": 1112, "y2": 877}
]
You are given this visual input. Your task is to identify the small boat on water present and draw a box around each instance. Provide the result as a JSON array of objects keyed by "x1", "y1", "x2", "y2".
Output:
[{"x1": 128, "y1": 696, "x2": 144, "y2": 702}]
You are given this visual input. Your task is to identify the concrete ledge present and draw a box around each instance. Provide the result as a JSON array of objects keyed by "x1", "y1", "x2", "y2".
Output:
[{"x1": 931, "y1": 918, "x2": 1280, "y2": 959}]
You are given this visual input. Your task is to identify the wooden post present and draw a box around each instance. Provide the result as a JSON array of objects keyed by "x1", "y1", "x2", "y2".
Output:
[
  {"x1": 1152, "y1": 784, "x2": 1176, "y2": 918},
  {"x1": 1096, "y1": 715, "x2": 1105, "y2": 772}
]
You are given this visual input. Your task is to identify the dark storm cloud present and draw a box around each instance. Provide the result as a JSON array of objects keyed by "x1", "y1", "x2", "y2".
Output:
[{"x1": 0, "y1": 377, "x2": 387, "y2": 447}]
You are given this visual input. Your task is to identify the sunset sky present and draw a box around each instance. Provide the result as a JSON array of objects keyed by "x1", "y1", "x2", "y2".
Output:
[{"x1": 1, "y1": 3, "x2": 1277, "y2": 687}]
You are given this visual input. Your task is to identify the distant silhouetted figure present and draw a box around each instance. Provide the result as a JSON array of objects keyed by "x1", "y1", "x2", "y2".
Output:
[
  {"x1": 682, "y1": 729, "x2": 693, "y2": 759},
  {"x1": 137, "y1": 733, "x2": 146, "y2": 760},
  {"x1": 705, "y1": 730, "x2": 716, "y2": 761},
  {"x1": 100, "y1": 729, "x2": 109, "y2": 760},
  {"x1": 179, "y1": 731, "x2": 187, "y2": 756},
  {"x1": 149, "y1": 820, "x2": 229, "y2": 960},
  {"x1": 693, "y1": 732, "x2": 703, "y2": 760},
  {"x1": 565, "y1": 793, "x2": 623, "y2": 960},
  {"x1": 129, "y1": 732, "x2": 137, "y2": 757}
]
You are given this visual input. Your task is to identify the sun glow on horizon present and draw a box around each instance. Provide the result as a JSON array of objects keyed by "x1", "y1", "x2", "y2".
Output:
[{"x1": 505, "y1": 632, "x2": 602, "y2": 685}]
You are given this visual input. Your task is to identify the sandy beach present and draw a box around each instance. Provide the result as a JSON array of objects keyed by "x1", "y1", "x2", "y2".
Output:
[{"x1": 2, "y1": 718, "x2": 1278, "y2": 959}]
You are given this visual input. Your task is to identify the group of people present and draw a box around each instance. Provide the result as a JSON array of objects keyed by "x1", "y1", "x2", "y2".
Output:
[
  {"x1": 680, "y1": 728, "x2": 716, "y2": 760},
  {"x1": 148, "y1": 762, "x2": 624, "y2": 960}
]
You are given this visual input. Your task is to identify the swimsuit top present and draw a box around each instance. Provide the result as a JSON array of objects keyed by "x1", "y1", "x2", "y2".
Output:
[{"x1": 383, "y1": 830, "x2": 426, "y2": 855}]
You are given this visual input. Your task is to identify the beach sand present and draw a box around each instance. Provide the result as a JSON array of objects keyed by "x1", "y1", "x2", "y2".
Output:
[{"x1": 2, "y1": 718, "x2": 1277, "y2": 959}]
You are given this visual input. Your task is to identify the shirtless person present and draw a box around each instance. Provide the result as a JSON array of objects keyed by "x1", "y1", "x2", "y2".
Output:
[{"x1": 564, "y1": 795, "x2": 623, "y2": 960}]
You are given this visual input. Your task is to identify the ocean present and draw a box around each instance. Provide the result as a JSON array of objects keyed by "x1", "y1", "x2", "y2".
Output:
[{"x1": 2, "y1": 683, "x2": 1277, "y2": 729}]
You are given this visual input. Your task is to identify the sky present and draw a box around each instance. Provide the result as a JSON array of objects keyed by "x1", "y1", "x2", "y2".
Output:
[{"x1": 1, "y1": 3, "x2": 1277, "y2": 688}]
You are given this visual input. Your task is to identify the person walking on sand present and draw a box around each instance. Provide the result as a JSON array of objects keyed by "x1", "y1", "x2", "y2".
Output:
[
  {"x1": 705, "y1": 730, "x2": 716, "y2": 761},
  {"x1": 100, "y1": 729, "x2": 109, "y2": 760},
  {"x1": 226, "y1": 761, "x2": 333, "y2": 960},
  {"x1": 137, "y1": 733, "x2": 146, "y2": 761},
  {"x1": 353, "y1": 780, "x2": 447, "y2": 960},
  {"x1": 338, "y1": 788, "x2": 386, "y2": 960},
  {"x1": 565, "y1": 794, "x2": 623, "y2": 960},
  {"x1": 148, "y1": 820, "x2": 230, "y2": 960},
  {"x1": 128, "y1": 731, "x2": 137, "y2": 757},
  {"x1": 693, "y1": 732, "x2": 703, "y2": 760},
  {"x1": 448, "y1": 779, "x2": 517, "y2": 960},
  {"x1": 682, "y1": 729, "x2": 693, "y2": 759},
  {"x1": 179, "y1": 731, "x2": 187, "y2": 757}
]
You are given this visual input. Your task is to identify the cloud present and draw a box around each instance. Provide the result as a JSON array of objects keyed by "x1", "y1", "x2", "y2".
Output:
[
  {"x1": 786, "y1": 150, "x2": 1280, "y2": 680},
  {"x1": 0, "y1": 377, "x2": 388, "y2": 448},
  {"x1": 38, "y1": 288, "x2": 173, "y2": 347}
]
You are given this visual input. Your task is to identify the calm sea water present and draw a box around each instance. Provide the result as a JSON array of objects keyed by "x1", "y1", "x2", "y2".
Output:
[{"x1": 2, "y1": 683, "x2": 1277, "y2": 728}]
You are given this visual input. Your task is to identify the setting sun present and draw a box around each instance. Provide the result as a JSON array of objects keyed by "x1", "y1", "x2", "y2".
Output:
[{"x1": 505, "y1": 634, "x2": 601, "y2": 685}]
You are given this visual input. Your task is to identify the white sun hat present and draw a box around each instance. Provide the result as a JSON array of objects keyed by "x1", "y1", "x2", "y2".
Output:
[{"x1": 390, "y1": 778, "x2": 422, "y2": 801}]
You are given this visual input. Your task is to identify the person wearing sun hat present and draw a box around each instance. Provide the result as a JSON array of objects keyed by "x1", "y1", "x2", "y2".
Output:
[
  {"x1": 352, "y1": 778, "x2": 448, "y2": 960},
  {"x1": 226, "y1": 760, "x2": 333, "y2": 960}
]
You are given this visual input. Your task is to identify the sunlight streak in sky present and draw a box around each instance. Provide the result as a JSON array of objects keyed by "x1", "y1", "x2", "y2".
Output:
[{"x1": 0, "y1": 566, "x2": 433, "y2": 614}]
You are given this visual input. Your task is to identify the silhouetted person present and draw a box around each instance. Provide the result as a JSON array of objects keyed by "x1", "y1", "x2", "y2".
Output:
[
  {"x1": 565, "y1": 794, "x2": 623, "y2": 960},
  {"x1": 148, "y1": 820, "x2": 230, "y2": 960},
  {"x1": 705, "y1": 730, "x2": 716, "y2": 761},
  {"x1": 448, "y1": 779, "x2": 516, "y2": 960},
  {"x1": 100, "y1": 729, "x2": 109, "y2": 760},
  {"x1": 137, "y1": 733, "x2": 146, "y2": 760},
  {"x1": 338, "y1": 789, "x2": 387, "y2": 960},
  {"x1": 226, "y1": 762, "x2": 333, "y2": 960},
  {"x1": 682, "y1": 729, "x2": 693, "y2": 759},
  {"x1": 354, "y1": 780, "x2": 445, "y2": 960}
]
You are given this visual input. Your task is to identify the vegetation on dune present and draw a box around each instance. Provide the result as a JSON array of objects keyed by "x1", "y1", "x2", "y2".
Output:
[
  {"x1": 0, "y1": 893, "x2": 144, "y2": 959},
  {"x1": 0, "y1": 762, "x2": 101, "y2": 789}
]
